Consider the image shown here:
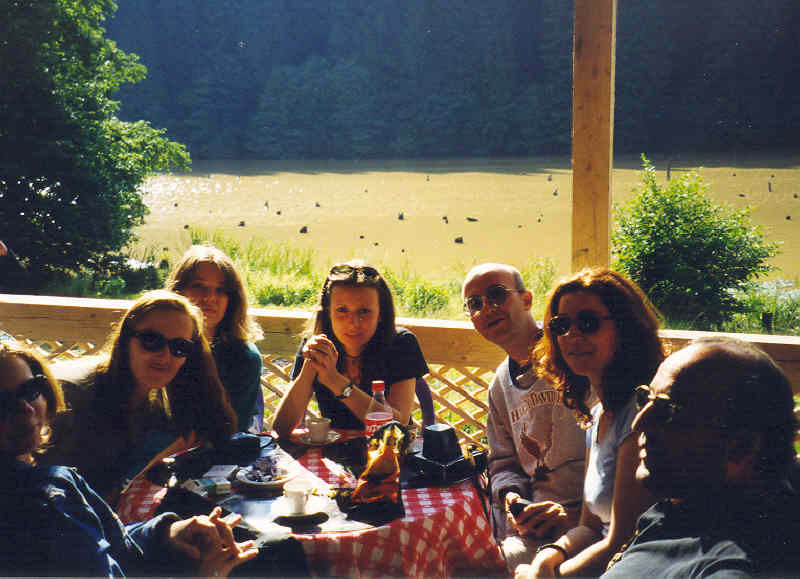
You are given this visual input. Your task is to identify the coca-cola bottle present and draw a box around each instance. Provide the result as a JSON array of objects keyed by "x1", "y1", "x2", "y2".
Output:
[{"x1": 364, "y1": 380, "x2": 393, "y2": 436}]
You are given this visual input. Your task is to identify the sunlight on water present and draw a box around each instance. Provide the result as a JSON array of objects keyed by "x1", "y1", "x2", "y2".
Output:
[{"x1": 134, "y1": 155, "x2": 800, "y2": 282}]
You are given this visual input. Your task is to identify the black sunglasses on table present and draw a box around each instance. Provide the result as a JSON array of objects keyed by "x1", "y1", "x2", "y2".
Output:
[
  {"x1": 132, "y1": 330, "x2": 195, "y2": 358},
  {"x1": 0, "y1": 375, "x2": 47, "y2": 419},
  {"x1": 548, "y1": 311, "x2": 614, "y2": 336},
  {"x1": 463, "y1": 284, "x2": 521, "y2": 315}
]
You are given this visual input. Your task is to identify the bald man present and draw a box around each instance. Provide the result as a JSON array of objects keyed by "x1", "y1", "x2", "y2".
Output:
[
  {"x1": 463, "y1": 263, "x2": 585, "y2": 570},
  {"x1": 603, "y1": 337, "x2": 800, "y2": 577}
]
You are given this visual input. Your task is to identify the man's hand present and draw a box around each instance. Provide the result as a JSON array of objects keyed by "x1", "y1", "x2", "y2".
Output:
[
  {"x1": 167, "y1": 507, "x2": 259, "y2": 577},
  {"x1": 505, "y1": 492, "x2": 567, "y2": 539}
]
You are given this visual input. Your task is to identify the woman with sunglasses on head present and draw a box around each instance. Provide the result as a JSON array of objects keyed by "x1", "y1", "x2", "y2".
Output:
[
  {"x1": 167, "y1": 245, "x2": 265, "y2": 433},
  {"x1": 42, "y1": 290, "x2": 236, "y2": 504},
  {"x1": 272, "y1": 260, "x2": 429, "y2": 438},
  {"x1": 516, "y1": 268, "x2": 664, "y2": 578},
  {"x1": 0, "y1": 342, "x2": 256, "y2": 577}
]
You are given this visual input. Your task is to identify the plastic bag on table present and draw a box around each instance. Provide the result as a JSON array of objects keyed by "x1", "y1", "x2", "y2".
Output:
[{"x1": 338, "y1": 421, "x2": 408, "y2": 525}]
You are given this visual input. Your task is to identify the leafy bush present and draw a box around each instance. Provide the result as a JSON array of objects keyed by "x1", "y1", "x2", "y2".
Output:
[{"x1": 612, "y1": 155, "x2": 779, "y2": 328}]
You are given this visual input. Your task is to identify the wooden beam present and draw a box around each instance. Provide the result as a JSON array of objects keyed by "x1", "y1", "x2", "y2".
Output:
[{"x1": 571, "y1": 0, "x2": 617, "y2": 270}]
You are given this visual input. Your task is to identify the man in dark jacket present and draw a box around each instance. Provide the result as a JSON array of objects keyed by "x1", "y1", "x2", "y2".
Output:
[{"x1": 601, "y1": 337, "x2": 799, "y2": 577}]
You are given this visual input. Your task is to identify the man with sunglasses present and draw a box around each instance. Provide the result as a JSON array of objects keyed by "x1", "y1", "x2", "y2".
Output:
[
  {"x1": 602, "y1": 337, "x2": 800, "y2": 577},
  {"x1": 463, "y1": 264, "x2": 585, "y2": 570}
]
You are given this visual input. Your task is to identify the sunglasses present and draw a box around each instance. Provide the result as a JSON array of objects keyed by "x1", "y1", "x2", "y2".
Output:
[
  {"x1": 635, "y1": 384, "x2": 684, "y2": 421},
  {"x1": 328, "y1": 264, "x2": 380, "y2": 279},
  {"x1": 464, "y1": 284, "x2": 520, "y2": 316},
  {"x1": 548, "y1": 311, "x2": 614, "y2": 336},
  {"x1": 132, "y1": 330, "x2": 195, "y2": 358},
  {"x1": 636, "y1": 384, "x2": 728, "y2": 429},
  {"x1": 0, "y1": 375, "x2": 46, "y2": 419}
]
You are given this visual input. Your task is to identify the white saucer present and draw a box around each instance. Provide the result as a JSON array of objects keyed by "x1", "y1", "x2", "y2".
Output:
[
  {"x1": 295, "y1": 430, "x2": 342, "y2": 447},
  {"x1": 271, "y1": 495, "x2": 328, "y2": 521},
  {"x1": 234, "y1": 467, "x2": 293, "y2": 491}
]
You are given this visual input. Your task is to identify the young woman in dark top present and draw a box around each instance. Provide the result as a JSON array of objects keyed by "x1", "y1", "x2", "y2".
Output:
[
  {"x1": 167, "y1": 245, "x2": 265, "y2": 432},
  {"x1": 272, "y1": 260, "x2": 429, "y2": 437},
  {"x1": 43, "y1": 290, "x2": 236, "y2": 503}
]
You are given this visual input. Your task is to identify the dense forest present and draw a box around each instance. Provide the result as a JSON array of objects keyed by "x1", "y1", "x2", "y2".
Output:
[{"x1": 107, "y1": 0, "x2": 800, "y2": 160}]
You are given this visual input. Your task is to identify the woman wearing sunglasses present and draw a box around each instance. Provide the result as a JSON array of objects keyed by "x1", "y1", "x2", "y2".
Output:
[
  {"x1": 42, "y1": 290, "x2": 236, "y2": 504},
  {"x1": 518, "y1": 268, "x2": 664, "y2": 578},
  {"x1": 272, "y1": 260, "x2": 429, "y2": 437},
  {"x1": 0, "y1": 342, "x2": 257, "y2": 576},
  {"x1": 167, "y1": 245, "x2": 265, "y2": 433}
]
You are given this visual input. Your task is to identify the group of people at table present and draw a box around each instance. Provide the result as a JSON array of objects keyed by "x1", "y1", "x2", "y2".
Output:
[{"x1": 0, "y1": 246, "x2": 798, "y2": 577}]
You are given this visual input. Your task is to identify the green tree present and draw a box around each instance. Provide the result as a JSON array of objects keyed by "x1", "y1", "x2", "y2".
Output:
[
  {"x1": 612, "y1": 155, "x2": 779, "y2": 328},
  {"x1": 0, "y1": 0, "x2": 189, "y2": 285}
]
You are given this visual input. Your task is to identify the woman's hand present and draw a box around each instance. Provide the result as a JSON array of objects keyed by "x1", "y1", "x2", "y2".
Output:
[
  {"x1": 167, "y1": 507, "x2": 258, "y2": 577},
  {"x1": 515, "y1": 547, "x2": 564, "y2": 578},
  {"x1": 505, "y1": 492, "x2": 567, "y2": 539},
  {"x1": 302, "y1": 334, "x2": 341, "y2": 387}
]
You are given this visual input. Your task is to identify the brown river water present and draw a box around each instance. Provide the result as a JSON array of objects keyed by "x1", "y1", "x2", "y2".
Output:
[{"x1": 133, "y1": 153, "x2": 800, "y2": 282}]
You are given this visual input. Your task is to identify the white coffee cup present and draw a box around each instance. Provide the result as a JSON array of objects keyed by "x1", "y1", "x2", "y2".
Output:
[
  {"x1": 307, "y1": 416, "x2": 332, "y2": 444},
  {"x1": 283, "y1": 478, "x2": 313, "y2": 514}
]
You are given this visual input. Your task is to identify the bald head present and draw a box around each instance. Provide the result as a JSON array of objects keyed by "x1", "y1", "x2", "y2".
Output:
[
  {"x1": 462, "y1": 263, "x2": 536, "y2": 360},
  {"x1": 462, "y1": 263, "x2": 525, "y2": 299},
  {"x1": 635, "y1": 337, "x2": 797, "y2": 496}
]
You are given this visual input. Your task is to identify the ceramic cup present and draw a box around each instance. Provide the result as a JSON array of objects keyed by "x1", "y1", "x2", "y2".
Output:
[
  {"x1": 283, "y1": 478, "x2": 313, "y2": 514},
  {"x1": 307, "y1": 416, "x2": 332, "y2": 444}
]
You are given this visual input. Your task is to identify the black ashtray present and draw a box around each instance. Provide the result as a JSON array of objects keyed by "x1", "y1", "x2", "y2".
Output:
[
  {"x1": 273, "y1": 511, "x2": 329, "y2": 531},
  {"x1": 405, "y1": 447, "x2": 487, "y2": 485},
  {"x1": 421, "y1": 423, "x2": 461, "y2": 463},
  {"x1": 404, "y1": 423, "x2": 487, "y2": 485}
]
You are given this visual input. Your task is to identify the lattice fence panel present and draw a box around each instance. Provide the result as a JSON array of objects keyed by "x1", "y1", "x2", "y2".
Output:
[
  {"x1": 257, "y1": 358, "x2": 496, "y2": 445},
  {"x1": 6, "y1": 337, "x2": 103, "y2": 360}
]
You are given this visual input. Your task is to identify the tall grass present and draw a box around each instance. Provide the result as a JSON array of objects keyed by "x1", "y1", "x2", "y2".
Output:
[
  {"x1": 45, "y1": 228, "x2": 800, "y2": 334},
  {"x1": 186, "y1": 229, "x2": 558, "y2": 319}
]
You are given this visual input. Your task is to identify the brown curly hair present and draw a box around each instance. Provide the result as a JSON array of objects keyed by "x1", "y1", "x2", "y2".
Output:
[{"x1": 534, "y1": 268, "x2": 665, "y2": 427}]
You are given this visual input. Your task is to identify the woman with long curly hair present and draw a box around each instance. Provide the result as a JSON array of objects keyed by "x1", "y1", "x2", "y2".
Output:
[
  {"x1": 42, "y1": 290, "x2": 236, "y2": 504},
  {"x1": 519, "y1": 268, "x2": 665, "y2": 578},
  {"x1": 272, "y1": 260, "x2": 429, "y2": 437},
  {"x1": 166, "y1": 245, "x2": 265, "y2": 432}
]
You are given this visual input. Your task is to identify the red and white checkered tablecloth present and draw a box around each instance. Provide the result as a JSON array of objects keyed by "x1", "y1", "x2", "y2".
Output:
[
  {"x1": 295, "y1": 448, "x2": 505, "y2": 578},
  {"x1": 116, "y1": 476, "x2": 168, "y2": 523},
  {"x1": 115, "y1": 441, "x2": 505, "y2": 577}
]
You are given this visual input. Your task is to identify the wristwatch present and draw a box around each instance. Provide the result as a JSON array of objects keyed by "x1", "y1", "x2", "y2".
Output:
[{"x1": 336, "y1": 381, "x2": 354, "y2": 400}]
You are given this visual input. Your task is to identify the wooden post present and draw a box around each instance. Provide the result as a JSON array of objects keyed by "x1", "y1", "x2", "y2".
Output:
[{"x1": 571, "y1": 0, "x2": 617, "y2": 271}]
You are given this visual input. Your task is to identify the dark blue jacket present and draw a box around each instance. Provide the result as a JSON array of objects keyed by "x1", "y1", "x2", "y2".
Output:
[{"x1": 0, "y1": 457, "x2": 183, "y2": 577}]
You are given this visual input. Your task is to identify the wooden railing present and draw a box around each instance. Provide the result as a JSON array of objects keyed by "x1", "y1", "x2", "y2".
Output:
[{"x1": 2, "y1": 294, "x2": 799, "y2": 450}]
